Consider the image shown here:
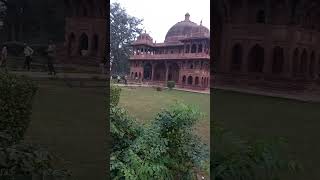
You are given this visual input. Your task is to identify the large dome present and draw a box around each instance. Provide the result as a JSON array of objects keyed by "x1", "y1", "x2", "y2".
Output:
[{"x1": 164, "y1": 13, "x2": 209, "y2": 42}]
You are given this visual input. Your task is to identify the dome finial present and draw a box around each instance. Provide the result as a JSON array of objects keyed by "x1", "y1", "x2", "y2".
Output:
[{"x1": 185, "y1": 13, "x2": 190, "y2": 21}]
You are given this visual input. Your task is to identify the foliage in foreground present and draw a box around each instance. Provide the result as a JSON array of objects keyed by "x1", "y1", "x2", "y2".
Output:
[
  {"x1": 0, "y1": 71, "x2": 71, "y2": 179},
  {"x1": 212, "y1": 124, "x2": 302, "y2": 180},
  {"x1": 0, "y1": 72, "x2": 38, "y2": 144},
  {"x1": 110, "y1": 85, "x2": 209, "y2": 179},
  {"x1": 167, "y1": 81, "x2": 175, "y2": 90}
]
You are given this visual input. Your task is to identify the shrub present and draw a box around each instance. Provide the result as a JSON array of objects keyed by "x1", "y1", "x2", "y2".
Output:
[
  {"x1": 156, "y1": 86, "x2": 162, "y2": 91},
  {"x1": 0, "y1": 72, "x2": 38, "y2": 144},
  {"x1": 110, "y1": 85, "x2": 121, "y2": 106},
  {"x1": 110, "y1": 102, "x2": 209, "y2": 179},
  {"x1": 167, "y1": 81, "x2": 175, "y2": 90},
  {"x1": 0, "y1": 140, "x2": 71, "y2": 179}
]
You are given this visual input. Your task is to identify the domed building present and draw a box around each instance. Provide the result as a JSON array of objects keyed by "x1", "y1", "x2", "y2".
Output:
[{"x1": 129, "y1": 13, "x2": 210, "y2": 90}]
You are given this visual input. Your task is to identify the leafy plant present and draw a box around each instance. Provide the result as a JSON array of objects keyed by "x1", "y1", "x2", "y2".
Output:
[
  {"x1": 0, "y1": 72, "x2": 38, "y2": 144},
  {"x1": 110, "y1": 96, "x2": 209, "y2": 179},
  {"x1": 167, "y1": 81, "x2": 175, "y2": 90},
  {"x1": 110, "y1": 85, "x2": 121, "y2": 107}
]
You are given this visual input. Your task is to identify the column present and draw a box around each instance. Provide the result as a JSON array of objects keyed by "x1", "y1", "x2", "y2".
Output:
[
  {"x1": 165, "y1": 61, "x2": 169, "y2": 83},
  {"x1": 202, "y1": 42, "x2": 205, "y2": 53},
  {"x1": 151, "y1": 63, "x2": 155, "y2": 81}
]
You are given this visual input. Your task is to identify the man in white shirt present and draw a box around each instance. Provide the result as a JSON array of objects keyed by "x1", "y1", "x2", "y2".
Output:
[{"x1": 23, "y1": 43, "x2": 34, "y2": 71}]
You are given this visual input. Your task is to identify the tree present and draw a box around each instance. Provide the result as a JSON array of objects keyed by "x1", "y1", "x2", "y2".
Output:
[{"x1": 110, "y1": 2, "x2": 143, "y2": 75}]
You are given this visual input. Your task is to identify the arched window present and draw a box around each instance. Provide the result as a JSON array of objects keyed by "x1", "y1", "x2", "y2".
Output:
[{"x1": 79, "y1": 33, "x2": 89, "y2": 56}]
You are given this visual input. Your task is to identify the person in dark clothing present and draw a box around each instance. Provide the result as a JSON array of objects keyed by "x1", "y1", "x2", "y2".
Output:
[{"x1": 47, "y1": 40, "x2": 56, "y2": 75}]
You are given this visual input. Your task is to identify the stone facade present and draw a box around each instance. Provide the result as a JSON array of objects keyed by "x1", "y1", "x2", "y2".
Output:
[
  {"x1": 62, "y1": 0, "x2": 106, "y2": 66},
  {"x1": 214, "y1": 0, "x2": 320, "y2": 92},
  {"x1": 129, "y1": 13, "x2": 210, "y2": 90}
]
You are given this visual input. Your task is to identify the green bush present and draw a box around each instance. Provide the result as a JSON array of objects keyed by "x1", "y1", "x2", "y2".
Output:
[
  {"x1": 110, "y1": 102, "x2": 209, "y2": 179},
  {"x1": 0, "y1": 141, "x2": 71, "y2": 179},
  {"x1": 156, "y1": 86, "x2": 162, "y2": 91},
  {"x1": 167, "y1": 81, "x2": 175, "y2": 90},
  {"x1": 0, "y1": 72, "x2": 38, "y2": 144},
  {"x1": 110, "y1": 85, "x2": 121, "y2": 106}
]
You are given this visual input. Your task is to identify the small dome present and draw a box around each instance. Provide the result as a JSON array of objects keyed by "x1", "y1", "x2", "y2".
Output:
[{"x1": 134, "y1": 33, "x2": 153, "y2": 45}]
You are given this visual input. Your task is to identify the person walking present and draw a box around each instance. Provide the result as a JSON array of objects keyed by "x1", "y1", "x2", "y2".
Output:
[
  {"x1": 23, "y1": 43, "x2": 34, "y2": 71},
  {"x1": 47, "y1": 40, "x2": 56, "y2": 75},
  {"x1": 0, "y1": 46, "x2": 8, "y2": 72}
]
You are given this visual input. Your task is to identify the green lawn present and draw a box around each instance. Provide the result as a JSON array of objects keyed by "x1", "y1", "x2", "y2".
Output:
[
  {"x1": 118, "y1": 87, "x2": 210, "y2": 145},
  {"x1": 212, "y1": 89, "x2": 320, "y2": 180},
  {"x1": 25, "y1": 80, "x2": 107, "y2": 180}
]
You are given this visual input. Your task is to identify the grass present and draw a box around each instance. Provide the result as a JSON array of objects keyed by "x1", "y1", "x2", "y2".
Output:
[
  {"x1": 212, "y1": 89, "x2": 320, "y2": 180},
  {"x1": 118, "y1": 86, "x2": 210, "y2": 145},
  {"x1": 24, "y1": 79, "x2": 107, "y2": 180}
]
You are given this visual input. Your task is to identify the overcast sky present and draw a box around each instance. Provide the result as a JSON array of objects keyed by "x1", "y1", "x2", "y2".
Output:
[{"x1": 110, "y1": 0, "x2": 210, "y2": 43}]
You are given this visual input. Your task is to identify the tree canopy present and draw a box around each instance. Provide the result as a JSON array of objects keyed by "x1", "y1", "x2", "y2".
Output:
[{"x1": 110, "y1": 2, "x2": 143, "y2": 75}]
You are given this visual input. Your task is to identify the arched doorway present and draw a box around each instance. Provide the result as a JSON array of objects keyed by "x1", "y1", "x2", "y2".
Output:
[
  {"x1": 300, "y1": 49, "x2": 308, "y2": 76},
  {"x1": 182, "y1": 76, "x2": 186, "y2": 84},
  {"x1": 143, "y1": 63, "x2": 152, "y2": 80},
  {"x1": 187, "y1": 76, "x2": 193, "y2": 85},
  {"x1": 168, "y1": 63, "x2": 180, "y2": 83},
  {"x1": 292, "y1": 48, "x2": 299, "y2": 77},
  {"x1": 231, "y1": 43, "x2": 243, "y2": 71},
  {"x1": 272, "y1": 46, "x2": 284, "y2": 74},
  {"x1": 195, "y1": 77, "x2": 199, "y2": 86},
  {"x1": 198, "y1": 44, "x2": 203, "y2": 53},
  {"x1": 248, "y1": 44, "x2": 264, "y2": 73},
  {"x1": 309, "y1": 52, "x2": 315, "y2": 78},
  {"x1": 79, "y1": 33, "x2": 89, "y2": 56},
  {"x1": 154, "y1": 62, "x2": 166, "y2": 81},
  {"x1": 67, "y1": 33, "x2": 75, "y2": 56}
]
